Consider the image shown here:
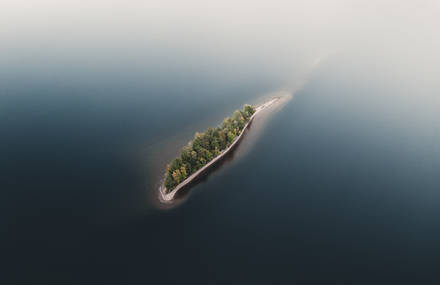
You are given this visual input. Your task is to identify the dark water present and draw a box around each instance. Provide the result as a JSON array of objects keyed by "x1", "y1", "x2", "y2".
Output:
[{"x1": 2, "y1": 55, "x2": 440, "y2": 284}]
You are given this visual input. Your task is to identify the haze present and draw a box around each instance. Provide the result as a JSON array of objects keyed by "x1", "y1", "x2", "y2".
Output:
[{"x1": 2, "y1": 1, "x2": 440, "y2": 284}]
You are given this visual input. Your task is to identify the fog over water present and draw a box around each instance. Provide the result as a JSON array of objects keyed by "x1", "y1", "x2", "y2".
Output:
[{"x1": 1, "y1": 1, "x2": 440, "y2": 284}]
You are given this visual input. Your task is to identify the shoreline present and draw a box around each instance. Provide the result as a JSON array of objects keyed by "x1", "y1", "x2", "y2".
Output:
[{"x1": 158, "y1": 97, "x2": 279, "y2": 202}]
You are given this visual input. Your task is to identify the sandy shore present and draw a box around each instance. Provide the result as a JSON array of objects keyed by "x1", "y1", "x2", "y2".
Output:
[{"x1": 159, "y1": 97, "x2": 280, "y2": 202}]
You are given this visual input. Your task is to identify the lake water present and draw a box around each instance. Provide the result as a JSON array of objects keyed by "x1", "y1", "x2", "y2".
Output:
[{"x1": 2, "y1": 52, "x2": 440, "y2": 284}]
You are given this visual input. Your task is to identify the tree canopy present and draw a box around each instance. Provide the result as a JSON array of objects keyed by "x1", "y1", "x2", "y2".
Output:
[{"x1": 164, "y1": 104, "x2": 256, "y2": 192}]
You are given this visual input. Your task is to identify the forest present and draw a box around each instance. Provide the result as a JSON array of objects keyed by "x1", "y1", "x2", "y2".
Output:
[{"x1": 164, "y1": 104, "x2": 256, "y2": 192}]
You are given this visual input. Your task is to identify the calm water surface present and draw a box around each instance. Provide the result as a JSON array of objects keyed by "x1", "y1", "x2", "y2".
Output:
[{"x1": 2, "y1": 55, "x2": 440, "y2": 284}]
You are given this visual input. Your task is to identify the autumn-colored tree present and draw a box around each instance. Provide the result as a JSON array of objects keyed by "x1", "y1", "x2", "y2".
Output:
[
  {"x1": 180, "y1": 166, "x2": 187, "y2": 180},
  {"x1": 172, "y1": 169, "x2": 181, "y2": 183}
]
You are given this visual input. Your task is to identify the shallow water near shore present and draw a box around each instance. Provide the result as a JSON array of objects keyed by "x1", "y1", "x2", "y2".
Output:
[{"x1": 2, "y1": 53, "x2": 440, "y2": 284}]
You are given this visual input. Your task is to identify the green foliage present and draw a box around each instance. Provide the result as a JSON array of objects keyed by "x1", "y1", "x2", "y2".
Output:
[
  {"x1": 164, "y1": 104, "x2": 256, "y2": 192},
  {"x1": 227, "y1": 131, "x2": 236, "y2": 143}
]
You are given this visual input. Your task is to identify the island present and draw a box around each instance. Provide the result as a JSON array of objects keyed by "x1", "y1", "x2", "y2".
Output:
[{"x1": 159, "y1": 98, "x2": 278, "y2": 202}]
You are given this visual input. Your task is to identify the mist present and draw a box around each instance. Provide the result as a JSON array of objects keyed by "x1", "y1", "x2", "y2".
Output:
[
  {"x1": 2, "y1": 0, "x2": 439, "y2": 92},
  {"x1": 2, "y1": 1, "x2": 440, "y2": 284}
]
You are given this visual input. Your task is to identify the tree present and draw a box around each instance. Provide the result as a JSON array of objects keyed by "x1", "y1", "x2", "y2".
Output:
[
  {"x1": 181, "y1": 146, "x2": 192, "y2": 165},
  {"x1": 244, "y1": 104, "x2": 255, "y2": 116},
  {"x1": 164, "y1": 173, "x2": 176, "y2": 190},
  {"x1": 211, "y1": 137, "x2": 220, "y2": 149},
  {"x1": 213, "y1": 147, "x2": 220, "y2": 156},
  {"x1": 233, "y1": 110, "x2": 245, "y2": 129},
  {"x1": 180, "y1": 166, "x2": 187, "y2": 180},
  {"x1": 206, "y1": 150, "x2": 213, "y2": 161},
  {"x1": 170, "y1": 158, "x2": 182, "y2": 171},
  {"x1": 191, "y1": 150, "x2": 197, "y2": 160},
  {"x1": 199, "y1": 157, "x2": 206, "y2": 165},
  {"x1": 164, "y1": 103, "x2": 256, "y2": 191},
  {"x1": 227, "y1": 131, "x2": 236, "y2": 144},
  {"x1": 213, "y1": 127, "x2": 220, "y2": 138},
  {"x1": 172, "y1": 169, "x2": 182, "y2": 183}
]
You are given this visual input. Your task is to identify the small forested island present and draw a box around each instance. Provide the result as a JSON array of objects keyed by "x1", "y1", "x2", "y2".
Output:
[
  {"x1": 159, "y1": 97, "x2": 278, "y2": 202},
  {"x1": 164, "y1": 104, "x2": 256, "y2": 192}
]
